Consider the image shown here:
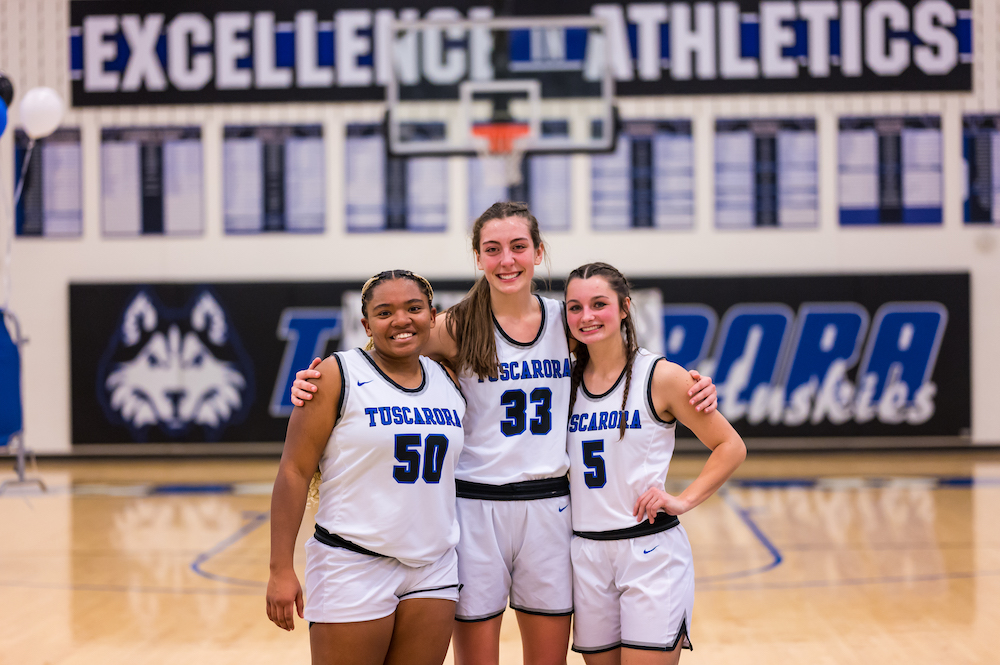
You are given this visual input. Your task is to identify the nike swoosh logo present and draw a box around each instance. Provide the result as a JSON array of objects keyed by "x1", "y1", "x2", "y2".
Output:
[
  {"x1": 558, "y1": 505, "x2": 568, "y2": 512},
  {"x1": 357, "y1": 380, "x2": 373, "y2": 386},
  {"x1": 643, "y1": 546, "x2": 658, "y2": 554}
]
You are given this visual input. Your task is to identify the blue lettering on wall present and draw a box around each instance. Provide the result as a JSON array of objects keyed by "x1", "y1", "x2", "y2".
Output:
[
  {"x1": 711, "y1": 304, "x2": 794, "y2": 420},
  {"x1": 858, "y1": 303, "x2": 948, "y2": 403},
  {"x1": 269, "y1": 308, "x2": 341, "y2": 417},
  {"x1": 685, "y1": 300, "x2": 950, "y2": 428},
  {"x1": 663, "y1": 304, "x2": 717, "y2": 369},
  {"x1": 783, "y1": 303, "x2": 869, "y2": 396}
]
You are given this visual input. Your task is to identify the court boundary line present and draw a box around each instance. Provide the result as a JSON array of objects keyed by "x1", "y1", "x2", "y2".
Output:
[
  {"x1": 699, "y1": 569, "x2": 1000, "y2": 591},
  {"x1": 189, "y1": 511, "x2": 269, "y2": 588},
  {"x1": 0, "y1": 579, "x2": 263, "y2": 595},
  {"x1": 695, "y1": 489, "x2": 784, "y2": 584},
  {"x1": 698, "y1": 483, "x2": 1000, "y2": 591}
]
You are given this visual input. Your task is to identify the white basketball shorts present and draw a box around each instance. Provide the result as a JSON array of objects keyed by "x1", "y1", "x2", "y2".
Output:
[
  {"x1": 303, "y1": 537, "x2": 460, "y2": 623},
  {"x1": 454, "y1": 495, "x2": 574, "y2": 621},
  {"x1": 571, "y1": 525, "x2": 694, "y2": 653}
]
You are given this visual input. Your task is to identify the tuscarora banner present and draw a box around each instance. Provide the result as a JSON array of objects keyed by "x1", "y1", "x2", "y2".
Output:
[
  {"x1": 69, "y1": 273, "x2": 969, "y2": 445},
  {"x1": 70, "y1": 0, "x2": 972, "y2": 106}
]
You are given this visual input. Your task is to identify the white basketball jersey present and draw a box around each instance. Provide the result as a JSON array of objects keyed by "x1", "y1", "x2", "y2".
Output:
[
  {"x1": 567, "y1": 349, "x2": 677, "y2": 533},
  {"x1": 456, "y1": 295, "x2": 573, "y2": 485},
  {"x1": 315, "y1": 349, "x2": 466, "y2": 567}
]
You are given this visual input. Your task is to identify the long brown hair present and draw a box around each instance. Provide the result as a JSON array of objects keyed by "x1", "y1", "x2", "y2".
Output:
[
  {"x1": 566, "y1": 262, "x2": 639, "y2": 441},
  {"x1": 447, "y1": 202, "x2": 543, "y2": 379}
]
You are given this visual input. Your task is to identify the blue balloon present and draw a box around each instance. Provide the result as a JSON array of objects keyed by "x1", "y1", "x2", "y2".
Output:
[{"x1": 0, "y1": 100, "x2": 6, "y2": 138}]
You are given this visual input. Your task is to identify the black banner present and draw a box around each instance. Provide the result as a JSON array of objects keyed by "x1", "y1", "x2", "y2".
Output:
[
  {"x1": 70, "y1": 273, "x2": 969, "y2": 445},
  {"x1": 70, "y1": 0, "x2": 972, "y2": 107}
]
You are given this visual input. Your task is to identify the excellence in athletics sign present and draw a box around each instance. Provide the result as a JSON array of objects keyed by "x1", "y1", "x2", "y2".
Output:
[{"x1": 70, "y1": 0, "x2": 972, "y2": 106}]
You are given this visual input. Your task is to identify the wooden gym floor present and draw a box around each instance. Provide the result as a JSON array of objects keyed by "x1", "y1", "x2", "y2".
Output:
[{"x1": 1, "y1": 449, "x2": 998, "y2": 665}]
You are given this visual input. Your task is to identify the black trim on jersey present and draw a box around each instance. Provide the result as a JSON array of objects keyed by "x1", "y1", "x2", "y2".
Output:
[
  {"x1": 433, "y1": 358, "x2": 467, "y2": 404},
  {"x1": 647, "y1": 357, "x2": 676, "y2": 426},
  {"x1": 397, "y1": 583, "x2": 461, "y2": 599},
  {"x1": 455, "y1": 608, "x2": 506, "y2": 623},
  {"x1": 333, "y1": 353, "x2": 347, "y2": 423},
  {"x1": 455, "y1": 476, "x2": 569, "y2": 501},
  {"x1": 356, "y1": 348, "x2": 427, "y2": 394},
  {"x1": 511, "y1": 605, "x2": 574, "y2": 617},
  {"x1": 581, "y1": 363, "x2": 629, "y2": 400},
  {"x1": 573, "y1": 512, "x2": 679, "y2": 540},
  {"x1": 493, "y1": 293, "x2": 546, "y2": 348},
  {"x1": 314, "y1": 524, "x2": 387, "y2": 558}
]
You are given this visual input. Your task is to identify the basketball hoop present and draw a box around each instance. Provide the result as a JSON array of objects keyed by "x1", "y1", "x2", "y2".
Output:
[
  {"x1": 383, "y1": 15, "x2": 619, "y2": 192},
  {"x1": 472, "y1": 122, "x2": 531, "y2": 187}
]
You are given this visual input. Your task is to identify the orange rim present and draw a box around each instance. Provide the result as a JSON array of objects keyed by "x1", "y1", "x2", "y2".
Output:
[{"x1": 471, "y1": 123, "x2": 531, "y2": 154}]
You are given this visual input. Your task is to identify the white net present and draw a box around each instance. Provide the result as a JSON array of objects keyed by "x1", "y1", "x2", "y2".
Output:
[{"x1": 475, "y1": 148, "x2": 526, "y2": 188}]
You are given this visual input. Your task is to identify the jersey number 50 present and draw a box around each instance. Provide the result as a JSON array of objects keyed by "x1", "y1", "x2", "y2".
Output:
[
  {"x1": 500, "y1": 388, "x2": 552, "y2": 437},
  {"x1": 393, "y1": 433, "x2": 449, "y2": 484}
]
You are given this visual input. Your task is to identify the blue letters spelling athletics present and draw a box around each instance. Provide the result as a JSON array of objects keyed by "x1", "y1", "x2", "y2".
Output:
[
  {"x1": 478, "y1": 358, "x2": 572, "y2": 383},
  {"x1": 364, "y1": 405, "x2": 463, "y2": 428},
  {"x1": 569, "y1": 409, "x2": 642, "y2": 434}
]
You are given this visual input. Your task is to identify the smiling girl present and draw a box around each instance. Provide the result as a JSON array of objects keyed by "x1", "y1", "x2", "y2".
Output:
[
  {"x1": 291, "y1": 203, "x2": 719, "y2": 665},
  {"x1": 564, "y1": 263, "x2": 746, "y2": 665},
  {"x1": 267, "y1": 271, "x2": 466, "y2": 665}
]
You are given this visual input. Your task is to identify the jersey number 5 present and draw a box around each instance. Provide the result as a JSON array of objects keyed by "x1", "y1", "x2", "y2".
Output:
[
  {"x1": 393, "y1": 433, "x2": 449, "y2": 484},
  {"x1": 582, "y1": 439, "x2": 607, "y2": 488},
  {"x1": 500, "y1": 388, "x2": 552, "y2": 437}
]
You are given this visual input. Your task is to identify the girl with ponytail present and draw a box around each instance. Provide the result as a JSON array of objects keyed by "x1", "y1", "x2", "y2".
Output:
[
  {"x1": 564, "y1": 263, "x2": 746, "y2": 664},
  {"x1": 291, "y1": 205, "x2": 718, "y2": 665}
]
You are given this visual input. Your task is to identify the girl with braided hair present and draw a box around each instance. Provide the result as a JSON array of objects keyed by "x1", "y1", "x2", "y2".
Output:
[
  {"x1": 564, "y1": 263, "x2": 746, "y2": 664},
  {"x1": 267, "y1": 270, "x2": 467, "y2": 665},
  {"x1": 290, "y1": 203, "x2": 719, "y2": 665}
]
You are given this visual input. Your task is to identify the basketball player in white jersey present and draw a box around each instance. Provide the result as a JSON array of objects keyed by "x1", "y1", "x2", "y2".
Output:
[
  {"x1": 267, "y1": 270, "x2": 466, "y2": 665},
  {"x1": 291, "y1": 203, "x2": 719, "y2": 665},
  {"x1": 564, "y1": 263, "x2": 746, "y2": 664}
]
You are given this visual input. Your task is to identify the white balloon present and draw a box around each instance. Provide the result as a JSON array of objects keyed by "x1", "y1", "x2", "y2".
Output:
[{"x1": 19, "y1": 86, "x2": 64, "y2": 139}]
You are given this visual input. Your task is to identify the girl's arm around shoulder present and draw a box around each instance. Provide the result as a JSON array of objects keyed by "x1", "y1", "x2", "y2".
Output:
[
  {"x1": 636, "y1": 359, "x2": 746, "y2": 519},
  {"x1": 424, "y1": 310, "x2": 461, "y2": 369},
  {"x1": 283, "y1": 355, "x2": 342, "y2": 467},
  {"x1": 441, "y1": 361, "x2": 462, "y2": 387},
  {"x1": 651, "y1": 359, "x2": 729, "y2": 435},
  {"x1": 266, "y1": 355, "x2": 342, "y2": 632},
  {"x1": 290, "y1": 308, "x2": 461, "y2": 406}
]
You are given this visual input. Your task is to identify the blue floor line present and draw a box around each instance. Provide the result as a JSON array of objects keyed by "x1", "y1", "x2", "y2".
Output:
[
  {"x1": 696, "y1": 489, "x2": 784, "y2": 584},
  {"x1": 699, "y1": 569, "x2": 1000, "y2": 591},
  {"x1": 0, "y1": 579, "x2": 263, "y2": 595},
  {"x1": 729, "y1": 476, "x2": 1000, "y2": 489},
  {"x1": 189, "y1": 511, "x2": 269, "y2": 588},
  {"x1": 150, "y1": 483, "x2": 235, "y2": 495}
]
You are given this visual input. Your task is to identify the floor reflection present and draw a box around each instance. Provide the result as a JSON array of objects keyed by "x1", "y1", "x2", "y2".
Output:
[{"x1": 1, "y1": 453, "x2": 998, "y2": 665}]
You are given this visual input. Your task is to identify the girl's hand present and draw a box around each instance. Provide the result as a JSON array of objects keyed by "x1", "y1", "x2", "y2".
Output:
[
  {"x1": 687, "y1": 370, "x2": 718, "y2": 413},
  {"x1": 290, "y1": 357, "x2": 323, "y2": 407},
  {"x1": 633, "y1": 487, "x2": 691, "y2": 523},
  {"x1": 266, "y1": 568, "x2": 304, "y2": 631}
]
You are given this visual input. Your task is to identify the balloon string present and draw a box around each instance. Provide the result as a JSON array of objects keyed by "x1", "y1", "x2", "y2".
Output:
[
  {"x1": 1, "y1": 139, "x2": 32, "y2": 310},
  {"x1": 12, "y1": 139, "x2": 34, "y2": 207}
]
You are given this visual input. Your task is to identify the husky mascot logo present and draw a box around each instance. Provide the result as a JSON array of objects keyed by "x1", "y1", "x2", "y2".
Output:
[{"x1": 97, "y1": 289, "x2": 254, "y2": 440}]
